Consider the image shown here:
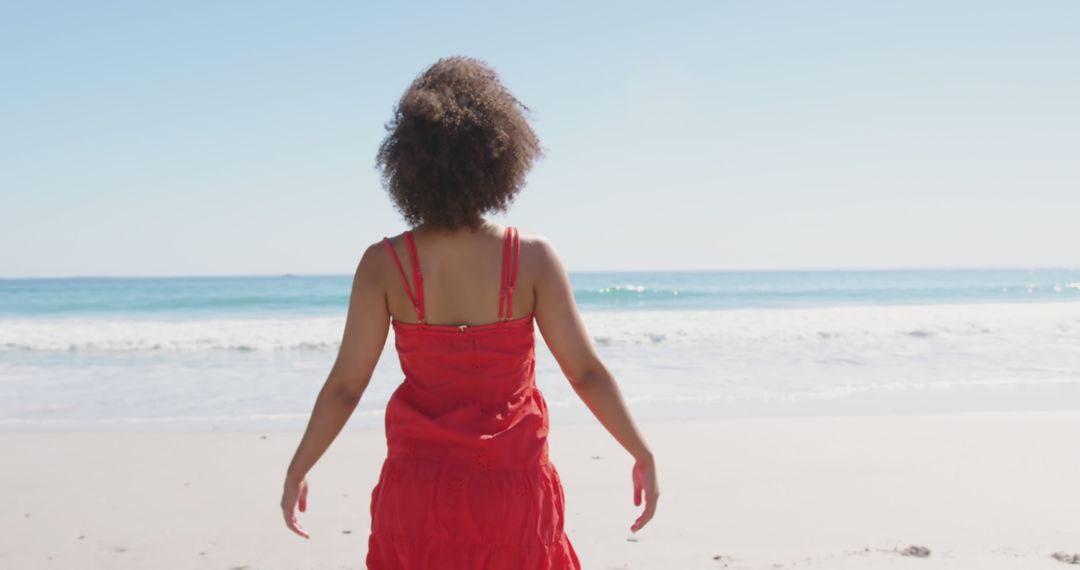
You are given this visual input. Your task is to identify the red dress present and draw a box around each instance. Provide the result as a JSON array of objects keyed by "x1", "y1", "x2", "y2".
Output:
[{"x1": 366, "y1": 226, "x2": 581, "y2": 569}]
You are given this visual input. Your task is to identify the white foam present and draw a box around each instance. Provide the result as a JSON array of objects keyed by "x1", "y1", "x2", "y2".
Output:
[
  {"x1": 0, "y1": 317, "x2": 349, "y2": 352},
  {"x1": 2, "y1": 302, "x2": 1079, "y2": 353},
  {"x1": 4, "y1": 302, "x2": 1080, "y2": 431}
]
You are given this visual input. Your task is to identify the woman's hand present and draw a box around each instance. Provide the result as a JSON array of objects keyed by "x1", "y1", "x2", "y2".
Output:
[
  {"x1": 631, "y1": 454, "x2": 659, "y2": 533},
  {"x1": 281, "y1": 474, "x2": 311, "y2": 539}
]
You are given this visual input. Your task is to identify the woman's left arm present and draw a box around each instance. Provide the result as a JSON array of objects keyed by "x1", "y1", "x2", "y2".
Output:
[{"x1": 281, "y1": 243, "x2": 391, "y2": 538}]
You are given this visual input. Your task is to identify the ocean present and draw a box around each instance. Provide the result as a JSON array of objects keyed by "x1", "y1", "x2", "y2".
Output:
[{"x1": 2, "y1": 269, "x2": 1079, "y2": 431}]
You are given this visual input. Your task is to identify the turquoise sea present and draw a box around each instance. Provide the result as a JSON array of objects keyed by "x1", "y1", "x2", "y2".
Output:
[
  {"x1": 2, "y1": 269, "x2": 1079, "y2": 431},
  {"x1": 4, "y1": 269, "x2": 1080, "y2": 319}
]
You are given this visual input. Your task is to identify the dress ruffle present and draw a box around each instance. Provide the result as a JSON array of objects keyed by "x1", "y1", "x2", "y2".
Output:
[{"x1": 366, "y1": 456, "x2": 580, "y2": 569}]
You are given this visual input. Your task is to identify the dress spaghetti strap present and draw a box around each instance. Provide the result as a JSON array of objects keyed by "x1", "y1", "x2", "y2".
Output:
[
  {"x1": 497, "y1": 226, "x2": 520, "y2": 325},
  {"x1": 382, "y1": 231, "x2": 425, "y2": 325}
]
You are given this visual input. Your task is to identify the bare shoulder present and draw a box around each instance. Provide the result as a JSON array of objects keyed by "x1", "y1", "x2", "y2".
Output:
[
  {"x1": 353, "y1": 238, "x2": 394, "y2": 285},
  {"x1": 516, "y1": 229, "x2": 563, "y2": 282}
]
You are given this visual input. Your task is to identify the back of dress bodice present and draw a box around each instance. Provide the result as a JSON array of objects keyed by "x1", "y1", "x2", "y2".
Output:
[
  {"x1": 380, "y1": 227, "x2": 551, "y2": 470},
  {"x1": 392, "y1": 317, "x2": 537, "y2": 408}
]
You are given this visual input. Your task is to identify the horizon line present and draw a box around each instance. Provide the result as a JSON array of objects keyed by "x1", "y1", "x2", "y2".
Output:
[{"x1": 3, "y1": 265, "x2": 1080, "y2": 281}]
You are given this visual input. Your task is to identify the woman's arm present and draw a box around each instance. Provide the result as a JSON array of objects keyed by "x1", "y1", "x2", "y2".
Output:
[
  {"x1": 281, "y1": 243, "x2": 391, "y2": 538},
  {"x1": 532, "y1": 236, "x2": 659, "y2": 533}
]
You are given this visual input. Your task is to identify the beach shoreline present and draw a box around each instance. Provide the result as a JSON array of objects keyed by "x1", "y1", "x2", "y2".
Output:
[
  {"x1": 5, "y1": 299, "x2": 1080, "y2": 433},
  {"x1": 3, "y1": 411, "x2": 1078, "y2": 569}
]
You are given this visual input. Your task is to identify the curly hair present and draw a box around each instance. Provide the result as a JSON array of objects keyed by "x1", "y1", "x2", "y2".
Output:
[{"x1": 376, "y1": 56, "x2": 543, "y2": 230}]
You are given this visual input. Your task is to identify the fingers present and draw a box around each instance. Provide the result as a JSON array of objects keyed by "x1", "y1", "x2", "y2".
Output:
[
  {"x1": 630, "y1": 488, "x2": 658, "y2": 533},
  {"x1": 630, "y1": 463, "x2": 659, "y2": 533},
  {"x1": 282, "y1": 502, "x2": 311, "y2": 539},
  {"x1": 286, "y1": 512, "x2": 311, "y2": 539},
  {"x1": 282, "y1": 478, "x2": 311, "y2": 539},
  {"x1": 631, "y1": 515, "x2": 645, "y2": 532}
]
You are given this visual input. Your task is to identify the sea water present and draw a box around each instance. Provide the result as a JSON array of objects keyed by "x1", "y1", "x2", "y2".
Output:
[{"x1": 2, "y1": 269, "x2": 1079, "y2": 431}]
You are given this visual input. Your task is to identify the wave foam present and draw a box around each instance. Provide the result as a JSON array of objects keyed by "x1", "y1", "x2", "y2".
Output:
[{"x1": 1, "y1": 302, "x2": 1079, "y2": 353}]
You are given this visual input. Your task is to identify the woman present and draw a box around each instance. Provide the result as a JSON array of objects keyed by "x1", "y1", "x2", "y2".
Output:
[{"x1": 281, "y1": 55, "x2": 658, "y2": 568}]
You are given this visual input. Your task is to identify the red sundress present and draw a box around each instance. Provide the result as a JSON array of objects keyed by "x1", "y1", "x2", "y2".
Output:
[{"x1": 366, "y1": 226, "x2": 581, "y2": 569}]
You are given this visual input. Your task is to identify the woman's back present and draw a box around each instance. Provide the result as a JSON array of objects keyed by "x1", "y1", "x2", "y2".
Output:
[{"x1": 382, "y1": 223, "x2": 535, "y2": 328}]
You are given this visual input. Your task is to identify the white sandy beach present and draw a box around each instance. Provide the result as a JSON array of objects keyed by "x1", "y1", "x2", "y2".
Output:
[{"x1": 2, "y1": 411, "x2": 1079, "y2": 569}]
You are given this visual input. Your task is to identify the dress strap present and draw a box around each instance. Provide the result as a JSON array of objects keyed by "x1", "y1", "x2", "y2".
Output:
[
  {"x1": 497, "y1": 226, "x2": 520, "y2": 323},
  {"x1": 403, "y1": 230, "x2": 425, "y2": 323},
  {"x1": 382, "y1": 231, "x2": 425, "y2": 324}
]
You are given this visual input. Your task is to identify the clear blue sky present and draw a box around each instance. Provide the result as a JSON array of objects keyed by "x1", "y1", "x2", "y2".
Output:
[{"x1": 2, "y1": 1, "x2": 1078, "y2": 278}]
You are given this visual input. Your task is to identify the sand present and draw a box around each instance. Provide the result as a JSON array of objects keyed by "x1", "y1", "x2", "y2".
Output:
[{"x1": 2, "y1": 411, "x2": 1079, "y2": 569}]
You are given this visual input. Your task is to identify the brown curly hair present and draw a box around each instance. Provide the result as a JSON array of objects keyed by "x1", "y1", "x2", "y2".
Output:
[{"x1": 376, "y1": 56, "x2": 543, "y2": 230}]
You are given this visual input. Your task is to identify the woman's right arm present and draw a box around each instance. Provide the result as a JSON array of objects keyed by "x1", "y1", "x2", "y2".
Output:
[{"x1": 531, "y1": 235, "x2": 659, "y2": 533}]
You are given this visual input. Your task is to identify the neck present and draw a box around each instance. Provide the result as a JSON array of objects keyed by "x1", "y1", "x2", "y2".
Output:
[{"x1": 416, "y1": 218, "x2": 495, "y2": 237}]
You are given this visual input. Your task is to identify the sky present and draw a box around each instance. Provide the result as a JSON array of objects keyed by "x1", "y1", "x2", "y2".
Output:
[{"x1": 2, "y1": 1, "x2": 1078, "y2": 278}]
